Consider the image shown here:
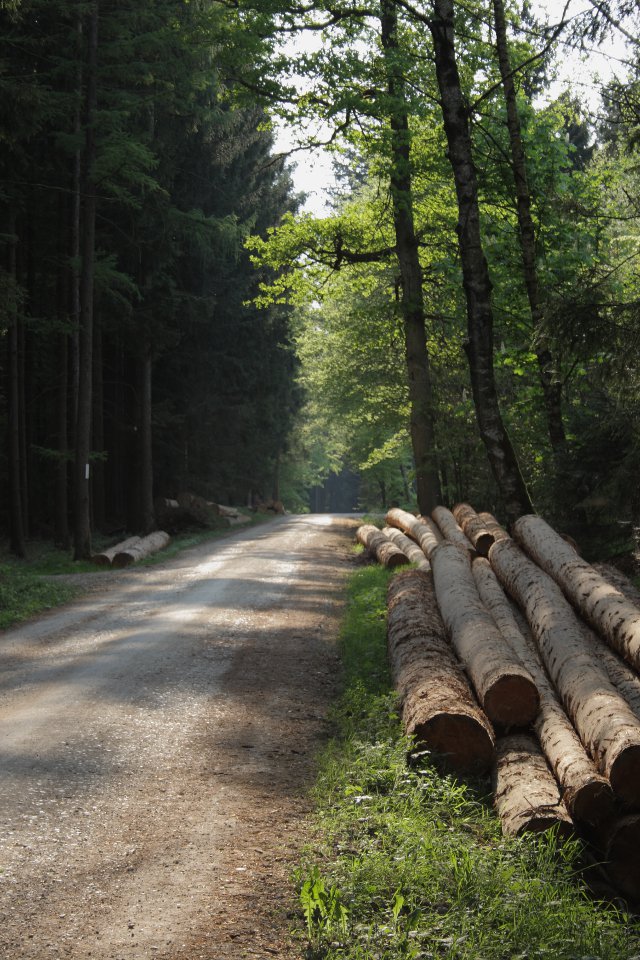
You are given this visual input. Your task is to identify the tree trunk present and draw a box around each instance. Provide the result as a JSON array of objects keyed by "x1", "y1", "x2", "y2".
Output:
[
  {"x1": 382, "y1": 526, "x2": 431, "y2": 569},
  {"x1": 92, "y1": 322, "x2": 105, "y2": 531},
  {"x1": 385, "y1": 507, "x2": 442, "y2": 558},
  {"x1": 513, "y1": 514, "x2": 640, "y2": 672},
  {"x1": 387, "y1": 570, "x2": 495, "y2": 772},
  {"x1": 428, "y1": 0, "x2": 533, "y2": 523},
  {"x1": 477, "y1": 511, "x2": 510, "y2": 542},
  {"x1": 473, "y1": 557, "x2": 613, "y2": 825},
  {"x1": 356, "y1": 524, "x2": 410, "y2": 568},
  {"x1": 489, "y1": 537, "x2": 640, "y2": 805},
  {"x1": 452, "y1": 502, "x2": 495, "y2": 556},
  {"x1": 138, "y1": 352, "x2": 155, "y2": 535},
  {"x1": 431, "y1": 541, "x2": 539, "y2": 726},
  {"x1": 493, "y1": 734, "x2": 573, "y2": 838},
  {"x1": 432, "y1": 504, "x2": 476, "y2": 554},
  {"x1": 6, "y1": 211, "x2": 26, "y2": 557},
  {"x1": 380, "y1": 0, "x2": 441, "y2": 515},
  {"x1": 492, "y1": 0, "x2": 566, "y2": 456},
  {"x1": 594, "y1": 562, "x2": 640, "y2": 609},
  {"x1": 73, "y1": 3, "x2": 99, "y2": 560},
  {"x1": 112, "y1": 530, "x2": 170, "y2": 568}
]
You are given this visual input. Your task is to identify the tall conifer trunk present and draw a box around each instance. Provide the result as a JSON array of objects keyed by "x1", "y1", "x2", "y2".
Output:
[
  {"x1": 138, "y1": 352, "x2": 155, "y2": 535},
  {"x1": 380, "y1": 0, "x2": 442, "y2": 514},
  {"x1": 492, "y1": 0, "x2": 566, "y2": 457},
  {"x1": 6, "y1": 211, "x2": 26, "y2": 557},
  {"x1": 73, "y1": 2, "x2": 99, "y2": 560},
  {"x1": 429, "y1": 0, "x2": 533, "y2": 522}
]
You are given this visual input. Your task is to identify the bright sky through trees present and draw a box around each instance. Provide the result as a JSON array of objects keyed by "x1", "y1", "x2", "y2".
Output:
[{"x1": 275, "y1": 0, "x2": 631, "y2": 215}]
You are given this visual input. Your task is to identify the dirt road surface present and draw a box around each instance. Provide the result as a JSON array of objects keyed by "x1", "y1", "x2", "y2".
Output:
[{"x1": 0, "y1": 515, "x2": 357, "y2": 959}]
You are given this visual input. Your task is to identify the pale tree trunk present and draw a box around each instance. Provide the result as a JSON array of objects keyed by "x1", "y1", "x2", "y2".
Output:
[
  {"x1": 452, "y1": 502, "x2": 495, "y2": 556},
  {"x1": 493, "y1": 734, "x2": 573, "y2": 837},
  {"x1": 356, "y1": 524, "x2": 410, "y2": 568},
  {"x1": 429, "y1": 0, "x2": 533, "y2": 522},
  {"x1": 382, "y1": 526, "x2": 431, "y2": 569},
  {"x1": 473, "y1": 557, "x2": 613, "y2": 825},
  {"x1": 430, "y1": 541, "x2": 539, "y2": 726},
  {"x1": 513, "y1": 514, "x2": 640, "y2": 672},
  {"x1": 492, "y1": 0, "x2": 566, "y2": 457},
  {"x1": 431, "y1": 504, "x2": 475, "y2": 554},
  {"x1": 387, "y1": 570, "x2": 495, "y2": 773},
  {"x1": 385, "y1": 507, "x2": 442, "y2": 558},
  {"x1": 73, "y1": 2, "x2": 99, "y2": 560},
  {"x1": 489, "y1": 537, "x2": 640, "y2": 804},
  {"x1": 380, "y1": 0, "x2": 441, "y2": 514}
]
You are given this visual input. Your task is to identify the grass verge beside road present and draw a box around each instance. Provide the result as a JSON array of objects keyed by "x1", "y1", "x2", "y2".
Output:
[{"x1": 295, "y1": 563, "x2": 640, "y2": 959}]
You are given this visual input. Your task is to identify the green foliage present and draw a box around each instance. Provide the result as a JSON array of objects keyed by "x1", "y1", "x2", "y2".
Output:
[
  {"x1": 0, "y1": 564, "x2": 77, "y2": 629},
  {"x1": 295, "y1": 565, "x2": 640, "y2": 959}
]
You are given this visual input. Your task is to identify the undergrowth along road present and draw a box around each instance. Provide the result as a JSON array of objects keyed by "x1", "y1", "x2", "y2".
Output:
[{"x1": 296, "y1": 562, "x2": 640, "y2": 960}]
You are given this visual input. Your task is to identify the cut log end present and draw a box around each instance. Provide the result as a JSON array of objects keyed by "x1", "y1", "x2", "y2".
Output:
[
  {"x1": 409, "y1": 711, "x2": 495, "y2": 775},
  {"x1": 483, "y1": 674, "x2": 540, "y2": 728},
  {"x1": 609, "y1": 743, "x2": 640, "y2": 808},
  {"x1": 569, "y1": 779, "x2": 615, "y2": 827}
]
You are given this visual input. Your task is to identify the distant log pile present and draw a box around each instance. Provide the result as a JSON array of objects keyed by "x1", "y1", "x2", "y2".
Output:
[
  {"x1": 357, "y1": 503, "x2": 640, "y2": 901},
  {"x1": 154, "y1": 494, "x2": 252, "y2": 532}
]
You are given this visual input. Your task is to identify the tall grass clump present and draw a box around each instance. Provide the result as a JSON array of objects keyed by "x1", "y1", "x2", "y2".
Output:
[{"x1": 296, "y1": 563, "x2": 640, "y2": 959}]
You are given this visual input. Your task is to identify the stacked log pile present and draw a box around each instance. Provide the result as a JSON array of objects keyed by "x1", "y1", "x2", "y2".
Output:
[
  {"x1": 357, "y1": 504, "x2": 640, "y2": 901},
  {"x1": 92, "y1": 531, "x2": 170, "y2": 567}
]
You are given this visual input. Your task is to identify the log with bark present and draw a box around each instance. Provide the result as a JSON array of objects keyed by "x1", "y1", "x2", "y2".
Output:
[
  {"x1": 356, "y1": 525, "x2": 410, "y2": 569},
  {"x1": 489, "y1": 538, "x2": 640, "y2": 806},
  {"x1": 473, "y1": 557, "x2": 613, "y2": 825},
  {"x1": 430, "y1": 541, "x2": 539, "y2": 727},
  {"x1": 513, "y1": 514, "x2": 640, "y2": 673},
  {"x1": 387, "y1": 570, "x2": 494, "y2": 773},
  {"x1": 594, "y1": 562, "x2": 640, "y2": 609},
  {"x1": 452, "y1": 503, "x2": 495, "y2": 556},
  {"x1": 112, "y1": 530, "x2": 171, "y2": 568},
  {"x1": 431, "y1": 505, "x2": 476, "y2": 555},
  {"x1": 493, "y1": 734, "x2": 574, "y2": 838},
  {"x1": 91, "y1": 536, "x2": 142, "y2": 567},
  {"x1": 385, "y1": 507, "x2": 442, "y2": 558},
  {"x1": 382, "y1": 526, "x2": 430, "y2": 570}
]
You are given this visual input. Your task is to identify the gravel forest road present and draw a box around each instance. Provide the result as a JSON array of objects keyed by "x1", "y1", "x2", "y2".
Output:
[{"x1": 0, "y1": 514, "x2": 357, "y2": 960}]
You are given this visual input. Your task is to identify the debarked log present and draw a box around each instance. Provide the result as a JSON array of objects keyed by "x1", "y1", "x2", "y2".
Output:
[
  {"x1": 431, "y1": 541, "x2": 539, "y2": 727},
  {"x1": 385, "y1": 508, "x2": 442, "y2": 558},
  {"x1": 382, "y1": 526, "x2": 430, "y2": 570},
  {"x1": 387, "y1": 570, "x2": 494, "y2": 772},
  {"x1": 514, "y1": 514, "x2": 640, "y2": 672},
  {"x1": 489, "y1": 538, "x2": 640, "y2": 807},
  {"x1": 432, "y1": 505, "x2": 476, "y2": 555},
  {"x1": 477, "y1": 511, "x2": 510, "y2": 542},
  {"x1": 493, "y1": 734, "x2": 574, "y2": 838},
  {"x1": 91, "y1": 536, "x2": 142, "y2": 567},
  {"x1": 452, "y1": 502, "x2": 495, "y2": 556},
  {"x1": 473, "y1": 557, "x2": 613, "y2": 825},
  {"x1": 112, "y1": 530, "x2": 171, "y2": 568},
  {"x1": 356, "y1": 524, "x2": 409, "y2": 569}
]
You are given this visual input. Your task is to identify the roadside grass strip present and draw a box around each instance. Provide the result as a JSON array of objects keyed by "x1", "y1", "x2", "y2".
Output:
[{"x1": 296, "y1": 564, "x2": 640, "y2": 959}]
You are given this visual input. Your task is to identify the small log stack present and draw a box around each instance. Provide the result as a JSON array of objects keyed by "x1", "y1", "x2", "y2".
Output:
[
  {"x1": 364, "y1": 501, "x2": 640, "y2": 901},
  {"x1": 112, "y1": 530, "x2": 171, "y2": 568}
]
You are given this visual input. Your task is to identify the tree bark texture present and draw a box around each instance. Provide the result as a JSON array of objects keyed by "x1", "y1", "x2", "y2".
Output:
[
  {"x1": 138, "y1": 353, "x2": 155, "y2": 534},
  {"x1": 432, "y1": 505, "x2": 476, "y2": 554},
  {"x1": 385, "y1": 507, "x2": 442, "y2": 558},
  {"x1": 380, "y1": 0, "x2": 441, "y2": 515},
  {"x1": 112, "y1": 530, "x2": 170, "y2": 568},
  {"x1": 428, "y1": 0, "x2": 533, "y2": 523},
  {"x1": 387, "y1": 570, "x2": 495, "y2": 772},
  {"x1": 492, "y1": 0, "x2": 566, "y2": 456},
  {"x1": 493, "y1": 734, "x2": 574, "y2": 838},
  {"x1": 382, "y1": 526, "x2": 431, "y2": 569},
  {"x1": 6, "y1": 211, "x2": 26, "y2": 557},
  {"x1": 356, "y1": 524, "x2": 410, "y2": 569},
  {"x1": 431, "y1": 541, "x2": 539, "y2": 726},
  {"x1": 473, "y1": 558, "x2": 613, "y2": 825},
  {"x1": 489, "y1": 538, "x2": 640, "y2": 805},
  {"x1": 452, "y1": 502, "x2": 495, "y2": 556},
  {"x1": 594, "y1": 562, "x2": 640, "y2": 609},
  {"x1": 514, "y1": 514, "x2": 640, "y2": 672}
]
